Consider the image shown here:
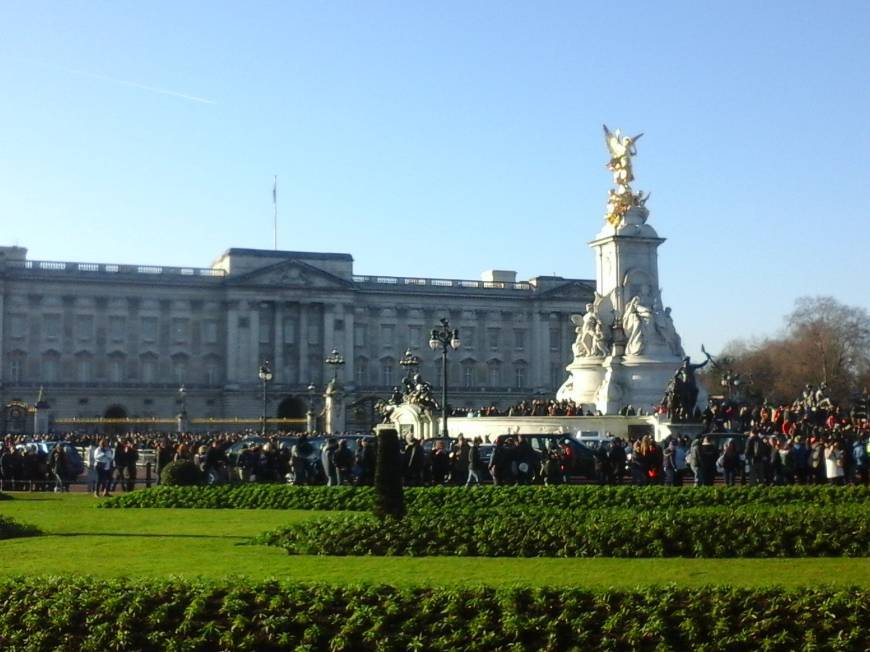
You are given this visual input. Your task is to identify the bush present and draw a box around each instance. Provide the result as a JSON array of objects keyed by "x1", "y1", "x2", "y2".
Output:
[
  {"x1": 0, "y1": 515, "x2": 40, "y2": 540},
  {"x1": 100, "y1": 485, "x2": 375, "y2": 509},
  {"x1": 259, "y1": 504, "x2": 870, "y2": 558},
  {"x1": 0, "y1": 492, "x2": 11, "y2": 501},
  {"x1": 159, "y1": 460, "x2": 202, "y2": 487},
  {"x1": 101, "y1": 483, "x2": 870, "y2": 511},
  {"x1": 0, "y1": 578, "x2": 866, "y2": 651}
]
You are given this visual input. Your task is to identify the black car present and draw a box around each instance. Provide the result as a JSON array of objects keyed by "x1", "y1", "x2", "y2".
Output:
[{"x1": 493, "y1": 434, "x2": 596, "y2": 482}]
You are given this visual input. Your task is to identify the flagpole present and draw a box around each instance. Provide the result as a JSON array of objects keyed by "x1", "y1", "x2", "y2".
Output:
[{"x1": 273, "y1": 175, "x2": 278, "y2": 250}]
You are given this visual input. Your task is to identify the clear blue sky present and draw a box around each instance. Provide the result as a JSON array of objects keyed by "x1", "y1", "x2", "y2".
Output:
[{"x1": 1, "y1": 1, "x2": 868, "y2": 359}]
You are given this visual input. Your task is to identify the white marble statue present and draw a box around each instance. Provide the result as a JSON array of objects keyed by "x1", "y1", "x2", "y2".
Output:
[
  {"x1": 654, "y1": 306, "x2": 683, "y2": 356},
  {"x1": 590, "y1": 321, "x2": 610, "y2": 357},
  {"x1": 623, "y1": 296, "x2": 654, "y2": 356},
  {"x1": 571, "y1": 301, "x2": 611, "y2": 358}
]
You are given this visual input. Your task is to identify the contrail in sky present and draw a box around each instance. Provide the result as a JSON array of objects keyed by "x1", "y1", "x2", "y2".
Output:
[{"x1": 19, "y1": 58, "x2": 217, "y2": 105}]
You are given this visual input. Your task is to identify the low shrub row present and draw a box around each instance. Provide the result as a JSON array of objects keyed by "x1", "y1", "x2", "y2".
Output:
[
  {"x1": 0, "y1": 515, "x2": 40, "y2": 540},
  {"x1": 0, "y1": 578, "x2": 865, "y2": 651},
  {"x1": 0, "y1": 492, "x2": 11, "y2": 501},
  {"x1": 99, "y1": 483, "x2": 870, "y2": 512},
  {"x1": 259, "y1": 505, "x2": 870, "y2": 558},
  {"x1": 100, "y1": 484, "x2": 375, "y2": 510}
]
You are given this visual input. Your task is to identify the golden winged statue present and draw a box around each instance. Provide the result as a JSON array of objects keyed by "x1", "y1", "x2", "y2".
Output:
[{"x1": 603, "y1": 124, "x2": 643, "y2": 188}]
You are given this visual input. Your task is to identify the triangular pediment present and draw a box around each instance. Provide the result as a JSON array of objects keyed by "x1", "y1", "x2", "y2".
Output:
[
  {"x1": 537, "y1": 280, "x2": 596, "y2": 301},
  {"x1": 228, "y1": 259, "x2": 353, "y2": 289}
]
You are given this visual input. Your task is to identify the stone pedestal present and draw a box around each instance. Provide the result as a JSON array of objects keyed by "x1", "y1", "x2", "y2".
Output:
[
  {"x1": 557, "y1": 357, "x2": 606, "y2": 406},
  {"x1": 559, "y1": 187, "x2": 689, "y2": 414}
]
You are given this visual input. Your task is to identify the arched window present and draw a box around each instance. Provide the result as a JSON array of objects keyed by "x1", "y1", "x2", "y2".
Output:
[
  {"x1": 171, "y1": 354, "x2": 188, "y2": 384},
  {"x1": 76, "y1": 354, "x2": 93, "y2": 383},
  {"x1": 381, "y1": 358, "x2": 394, "y2": 386},
  {"x1": 514, "y1": 365, "x2": 526, "y2": 389},
  {"x1": 108, "y1": 354, "x2": 125, "y2": 384},
  {"x1": 355, "y1": 358, "x2": 368, "y2": 386},
  {"x1": 42, "y1": 352, "x2": 60, "y2": 383},
  {"x1": 140, "y1": 354, "x2": 157, "y2": 384}
]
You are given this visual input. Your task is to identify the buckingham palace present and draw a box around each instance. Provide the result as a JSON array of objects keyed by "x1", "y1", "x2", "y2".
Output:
[{"x1": 0, "y1": 245, "x2": 595, "y2": 432}]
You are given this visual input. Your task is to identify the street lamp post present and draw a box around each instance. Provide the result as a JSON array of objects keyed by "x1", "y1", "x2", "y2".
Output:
[
  {"x1": 325, "y1": 348, "x2": 345, "y2": 383},
  {"x1": 720, "y1": 370, "x2": 741, "y2": 401},
  {"x1": 306, "y1": 382, "x2": 318, "y2": 433},
  {"x1": 429, "y1": 318, "x2": 460, "y2": 437},
  {"x1": 258, "y1": 361, "x2": 273, "y2": 436},
  {"x1": 399, "y1": 348, "x2": 421, "y2": 385},
  {"x1": 176, "y1": 384, "x2": 188, "y2": 433}
]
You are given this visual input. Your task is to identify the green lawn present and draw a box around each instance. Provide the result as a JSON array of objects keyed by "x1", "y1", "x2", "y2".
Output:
[{"x1": 2, "y1": 492, "x2": 868, "y2": 587}]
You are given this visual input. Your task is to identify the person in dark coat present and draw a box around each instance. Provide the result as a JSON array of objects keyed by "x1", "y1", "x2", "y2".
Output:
[{"x1": 696, "y1": 436, "x2": 719, "y2": 486}]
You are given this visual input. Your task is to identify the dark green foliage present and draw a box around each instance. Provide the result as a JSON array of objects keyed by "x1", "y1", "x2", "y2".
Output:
[
  {"x1": 0, "y1": 492, "x2": 11, "y2": 501},
  {"x1": 100, "y1": 484, "x2": 374, "y2": 510},
  {"x1": 101, "y1": 483, "x2": 870, "y2": 511},
  {"x1": 0, "y1": 578, "x2": 866, "y2": 651},
  {"x1": 159, "y1": 460, "x2": 202, "y2": 487},
  {"x1": 373, "y1": 428, "x2": 405, "y2": 520},
  {"x1": 0, "y1": 514, "x2": 40, "y2": 540},
  {"x1": 260, "y1": 504, "x2": 870, "y2": 558}
]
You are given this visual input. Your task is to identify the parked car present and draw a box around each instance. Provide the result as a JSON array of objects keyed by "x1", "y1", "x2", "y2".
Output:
[
  {"x1": 574, "y1": 433, "x2": 615, "y2": 451},
  {"x1": 493, "y1": 434, "x2": 596, "y2": 482}
]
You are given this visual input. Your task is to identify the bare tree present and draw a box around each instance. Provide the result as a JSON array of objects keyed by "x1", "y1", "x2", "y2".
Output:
[{"x1": 716, "y1": 296, "x2": 870, "y2": 405}]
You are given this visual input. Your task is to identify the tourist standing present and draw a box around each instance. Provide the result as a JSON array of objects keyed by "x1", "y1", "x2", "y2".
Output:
[{"x1": 93, "y1": 439, "x2": 114, "y2": 497}]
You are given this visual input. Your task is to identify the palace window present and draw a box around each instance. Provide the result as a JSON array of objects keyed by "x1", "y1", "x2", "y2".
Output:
[
  {"x1": 77, "y1": 356, "x2": 93, "y2": 383},
  {"x1": 141, "y1": 317, "x2": 158, "y2": 343},
  {"x1": 355, "y1": 359, "x2": 368, "y2": 385},
  {"x1": 172, "y1": 318, "x2": 190, "y2": 344},
  {"x1": 381, "y1": 361, "x2": 394, "y2": 386},
  {"x1": 380, "y1": 324, "x2": 394, "y2": 348},
  {"x1": 514, "y1": 329, "x2": 526, "y2": 351},
  {"x1": 203, "y1": 320, "x2": 219, "y2": 344},
  {"x1": 354, "y1": 324, "x2": 367, "y2": 347},
  {"x1": 76, "y1": 315, "x2": 94, "y2": 342},
  {"x1": 109, "y1": 316, "x2": 126, "y2": 342},
  {"x1": 44, "y1": 314, "x2": 62, "y2": 340},
  {"x1": 487, "y1": 327, "x2": 500, "y2": 351}
]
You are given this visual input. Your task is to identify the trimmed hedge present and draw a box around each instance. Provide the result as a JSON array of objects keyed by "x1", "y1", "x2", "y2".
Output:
[
  {"x1": 99, "y1": 483, "x2": 870, "y2": 511},
  {"x1": 160, "y1": 460, "x2": 202, "y2": 486},
  {"x1": 100, "y1": 485, "x2": 375, "y2": 510},
  {"x1": 259, "y1": 505, "x2": 870, "y2": 558},
  {"x1": 0, "y1": 515, "x2": 40, "y2": 540},
  {"x1": 0, "y1": 578, "x2": 866, "y2": 651}
]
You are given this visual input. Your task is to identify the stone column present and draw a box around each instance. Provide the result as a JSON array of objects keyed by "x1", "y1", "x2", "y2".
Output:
[
  {"x1": 298, "y1": 303, "x2": 309, "y2": 384},
  {"x1": 343, "y1": 306, "x2": 355, "y2": 387},
  {"x1": 225, "y1": 301, "x2": 239, "y2": 383},
  {"x1": 249, "y1": 303, "x2": 260, "y2": 375},
  {"x1": 323, "y1": 304, "x2": 335, "y2": 355},
  {"x1": 273, "y1": 302, "x2": 283, "y2": 383}
]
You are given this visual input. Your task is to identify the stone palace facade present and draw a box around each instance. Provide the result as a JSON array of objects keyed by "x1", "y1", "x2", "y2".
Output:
[{"x1": 0, "y1": 245, "x2": 594, "y2": 432}]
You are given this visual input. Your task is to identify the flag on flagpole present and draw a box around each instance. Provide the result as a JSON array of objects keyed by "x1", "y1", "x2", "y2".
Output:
[{"x1": 272, "y1": 176, "x2": 277, "y2": 205}]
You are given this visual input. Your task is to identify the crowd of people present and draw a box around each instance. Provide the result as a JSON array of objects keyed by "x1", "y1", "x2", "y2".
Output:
[{"x1": 3, "y1": 381, "x2": 869, "y2": 491}]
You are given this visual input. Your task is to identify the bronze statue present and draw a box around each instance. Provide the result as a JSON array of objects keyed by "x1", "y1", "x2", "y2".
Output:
[{"x1": 665, "y1": 350, "x2": 712, "y2": 422}]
